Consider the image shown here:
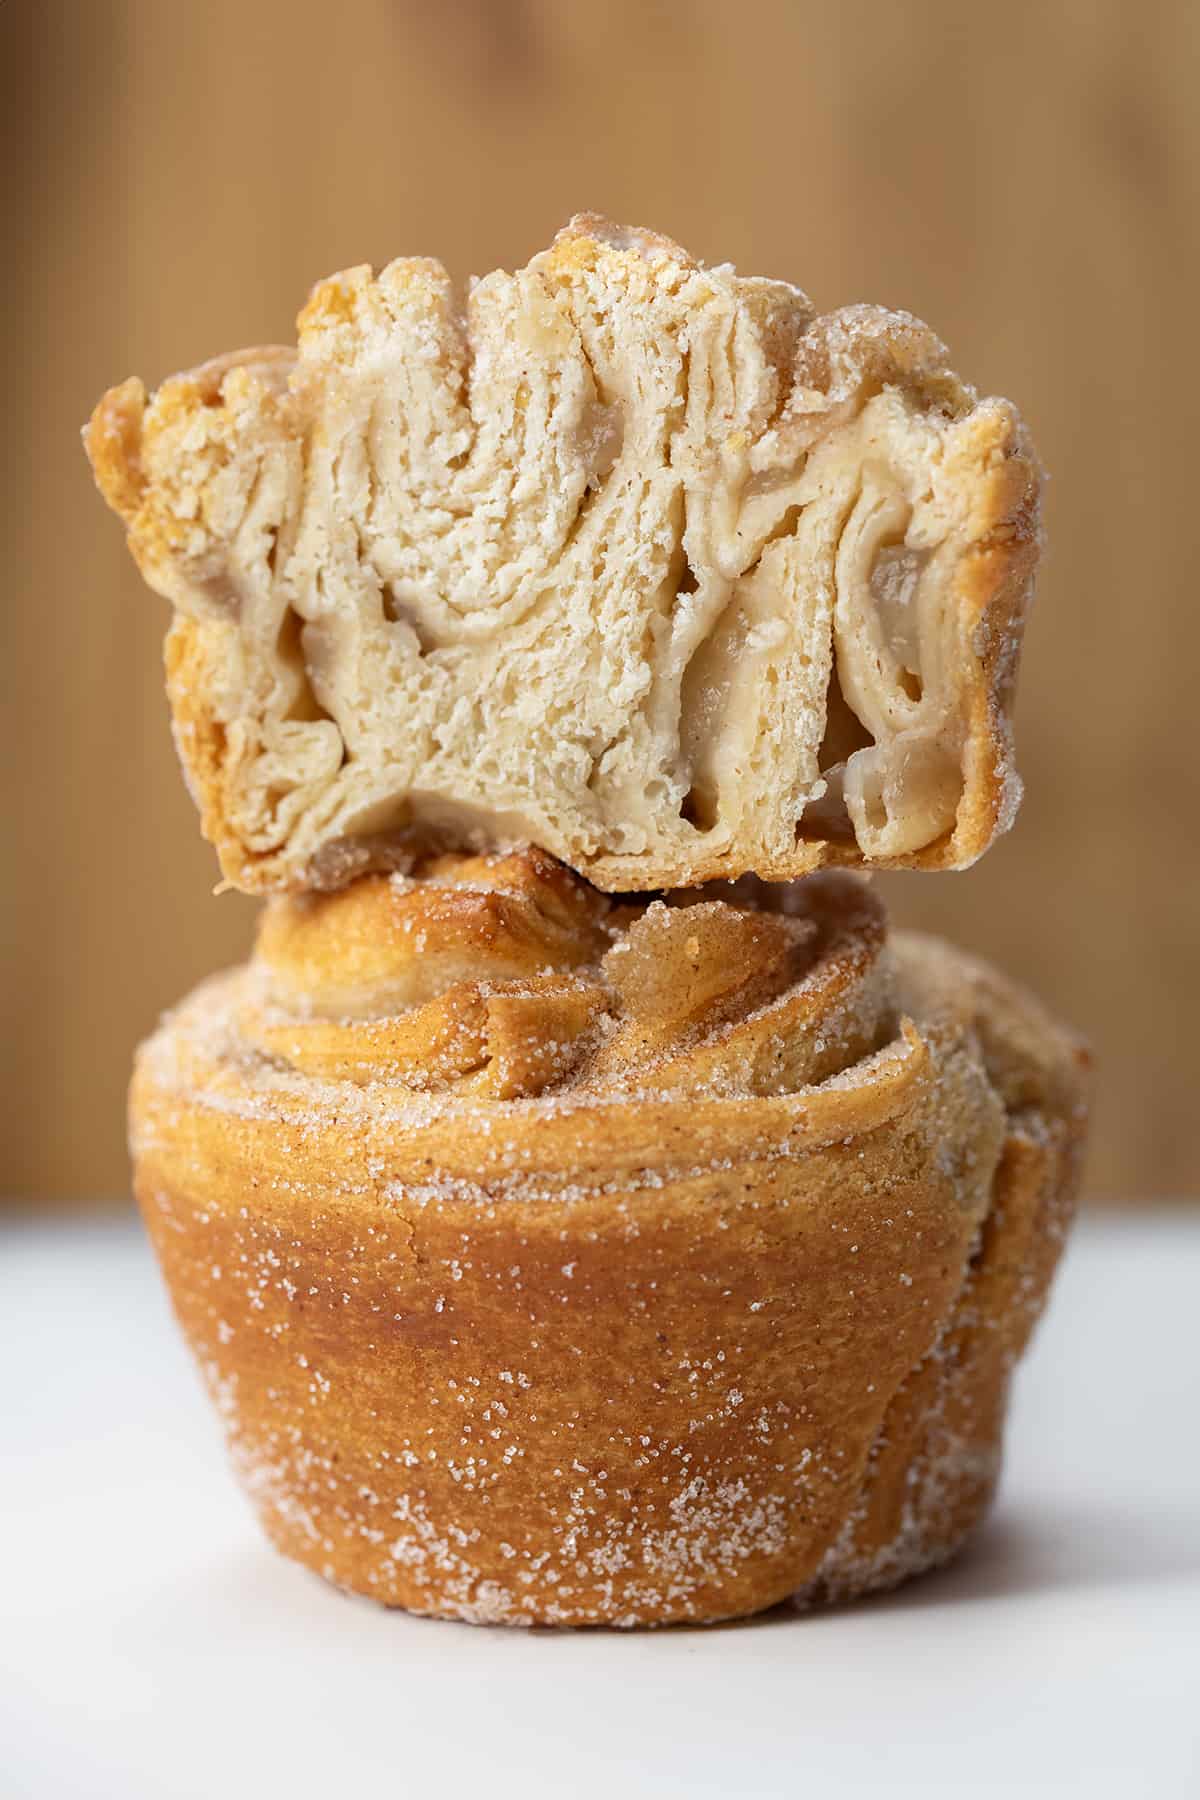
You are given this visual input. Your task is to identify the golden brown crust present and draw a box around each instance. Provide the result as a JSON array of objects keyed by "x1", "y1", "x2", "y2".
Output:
[
  {"x1": 130, "y1": 852, "x2": 1088, "y2": 1625},
  {"x1": 794, "y1": 935, "x2": 1088, "y2": 1599},
  {"x1": 256, "y1": 847, "x2": 611, "y2": 1013},
  {"x1": 88, "y1": 217, "x2": 1042, "y2": 896}
]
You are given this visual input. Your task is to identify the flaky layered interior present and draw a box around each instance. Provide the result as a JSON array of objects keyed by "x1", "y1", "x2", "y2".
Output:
[{"x1": 89, "y1": 216, "x2": 1040, "y2": 895}]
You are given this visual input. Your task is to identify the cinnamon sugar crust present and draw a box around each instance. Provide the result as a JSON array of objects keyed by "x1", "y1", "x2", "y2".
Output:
[{"x1": 131, "y1": 852, "x2": 1088, "y2": 1626}]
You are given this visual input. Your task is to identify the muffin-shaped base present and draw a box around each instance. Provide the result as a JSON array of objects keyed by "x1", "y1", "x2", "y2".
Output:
[{"x1": 131, "y1": 859, "x2": 1088, "y2": 1625}]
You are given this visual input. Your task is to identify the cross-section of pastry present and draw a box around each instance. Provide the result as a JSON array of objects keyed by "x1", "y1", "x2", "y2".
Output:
[
  {"x1": 87, "y1": 215, "x2": 1041, "y2": 896},
  {"x1": 131, "y1": 851, "x2": 1088, "y2": 1626}
]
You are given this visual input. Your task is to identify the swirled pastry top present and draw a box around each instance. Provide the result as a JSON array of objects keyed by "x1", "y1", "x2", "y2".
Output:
[
  {"x1": 87, "y1": 215, "x2": 1042, "y2": 895},
  {"x1": 136, "y1": 849, "x2": 1085, "y2": 1216},
  {"x1": 236, "y1": 848, "x2": 890, "y2": 1107}
]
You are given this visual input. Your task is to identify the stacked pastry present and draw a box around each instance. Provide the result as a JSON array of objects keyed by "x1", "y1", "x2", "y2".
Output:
[{"x1": 88, "y1": 217, "x2": 1089, "y2": 1627}]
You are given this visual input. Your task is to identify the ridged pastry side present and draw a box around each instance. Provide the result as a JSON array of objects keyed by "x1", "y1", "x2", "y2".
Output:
[
  {"x1": 130, "y1": 853, "x2": 1088, "y2": 1625},
  {"x1": 88, "y1": 215, "x2": 1040, "y2": 895}
]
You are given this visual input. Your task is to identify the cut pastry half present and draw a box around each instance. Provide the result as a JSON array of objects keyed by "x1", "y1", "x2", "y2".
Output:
[{"x1": 86, "y1": 215, "x2": 1042, "y2": 894}]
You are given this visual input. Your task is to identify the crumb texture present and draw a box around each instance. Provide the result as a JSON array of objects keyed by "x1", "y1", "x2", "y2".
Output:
[
  {"x1": 88, "y1": 216, "x2": 1041, "y2": 894},
  {"x1": 131, "y1": 852, "x2": 1088, "y2": 1625}
]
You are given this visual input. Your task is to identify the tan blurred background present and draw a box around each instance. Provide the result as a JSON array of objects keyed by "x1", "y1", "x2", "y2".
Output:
[{"x1": 3, "y1": 0, "x2": 1197, "y2": 1204}]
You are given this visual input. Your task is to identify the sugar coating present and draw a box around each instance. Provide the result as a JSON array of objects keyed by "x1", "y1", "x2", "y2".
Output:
[{"x1": 131, "y1": 858, "x2": 1089, "y2": 1625}]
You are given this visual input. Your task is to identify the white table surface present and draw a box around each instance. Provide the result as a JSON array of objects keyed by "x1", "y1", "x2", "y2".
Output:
[{"x1": 2, "y1": 1211, "x2": 1198, "y2": 1799}]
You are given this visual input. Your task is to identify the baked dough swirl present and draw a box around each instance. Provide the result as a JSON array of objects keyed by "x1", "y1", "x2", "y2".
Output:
[{"x1": 132, "y1": 850, "x2": 1088, "y2": 1626}]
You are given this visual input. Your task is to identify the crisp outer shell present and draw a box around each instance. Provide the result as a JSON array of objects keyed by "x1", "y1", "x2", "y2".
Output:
[{"x1": 129, "y1": 862, "x2": 1087, "y2": 1625}]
